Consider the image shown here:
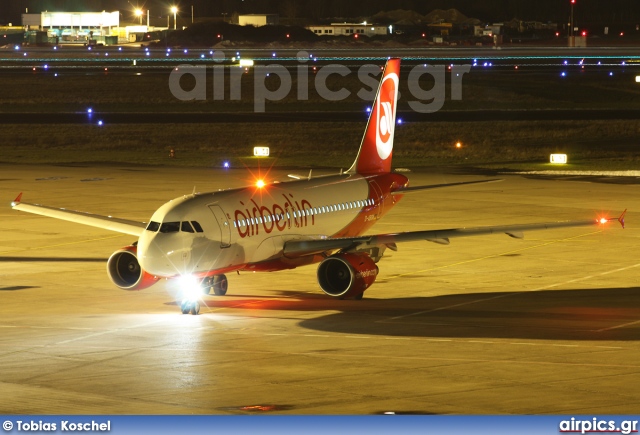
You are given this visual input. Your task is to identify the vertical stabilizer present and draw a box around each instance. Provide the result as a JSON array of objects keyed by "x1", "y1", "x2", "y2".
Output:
[{"x1": 347, "y1": 58, "x2": 401, "y2": 175}]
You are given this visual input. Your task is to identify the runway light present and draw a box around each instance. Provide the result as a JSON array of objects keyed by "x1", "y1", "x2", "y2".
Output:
[
  {"x1": 550, "y1": 154, "x2": 567, "y2": 164},
  {"x1": 253, "y1": 146, "x2": 270, "y2": 157}
]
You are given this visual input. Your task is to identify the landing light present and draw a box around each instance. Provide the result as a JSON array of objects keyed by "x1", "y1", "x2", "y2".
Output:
[
  {"x1": 239, "y1": 59, "x2": 254, "y2": 67},
  {"x1": 599, "y1": 217, "x2": 608, "y2": 224},
  {"x1": 178, "y1": 275, "x2": 201, "y2": 302},
  {"x1": 256, "y1": 179, "x2": 266, "y2": 189}
]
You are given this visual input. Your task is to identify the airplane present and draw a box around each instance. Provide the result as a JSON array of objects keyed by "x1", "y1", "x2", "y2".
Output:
[{"x1": 11, "y1": 58, "x2": 626, "y2": 315}]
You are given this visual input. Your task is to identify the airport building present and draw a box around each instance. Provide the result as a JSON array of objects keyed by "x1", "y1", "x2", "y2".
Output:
[
  {"x1": 238, "y1": 14, "x2": 279, "y2": 27},
  {"x1": 306, "y1": 23, "x2": 388, "y2": 37},
  {"x1": 20, "y1": 11, "x2": 171, "y2": 44}
]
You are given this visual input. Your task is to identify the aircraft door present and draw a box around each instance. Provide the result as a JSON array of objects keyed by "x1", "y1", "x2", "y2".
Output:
[{"x1": 208, "y1": 205, "x2": 231, "y2": 248}]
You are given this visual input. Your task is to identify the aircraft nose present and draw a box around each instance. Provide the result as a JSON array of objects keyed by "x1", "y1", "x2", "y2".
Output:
[{"x1": 138, "y1": 236, "x2": 191, "y2": 277}]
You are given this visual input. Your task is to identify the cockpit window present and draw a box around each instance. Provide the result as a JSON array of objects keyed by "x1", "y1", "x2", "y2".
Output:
[
  {"x1": 191, "y1": 221, "x2": 204, "y2": 233},
  {"x1": 146, "y1": 221, "x2": 160, "y2": 232},
  {"x1": 181, "y1": 221, "x2": 194, "y2": 233},
  {"x1": 159, "y1": 221, "x2": 180, "y2": 233}
]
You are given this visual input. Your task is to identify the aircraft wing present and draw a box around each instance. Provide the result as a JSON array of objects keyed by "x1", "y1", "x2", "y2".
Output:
[
  {"x1": 283, "y1": 212, "x2": 626, "y2": 258},
  {"x1": 10, "y1": 193, "x2": 146, "y2": 237},
  {"x1": 391, "y1": 178, "x2": 503, "y2": 195}
]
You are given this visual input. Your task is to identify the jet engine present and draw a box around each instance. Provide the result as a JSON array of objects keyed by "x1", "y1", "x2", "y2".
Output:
[
  {"x1": 317, "y1": 252, "x2": 378, "y2": 299},
  {"x1": 107, "y1": 245, "x2": 159, "y2": 290}
]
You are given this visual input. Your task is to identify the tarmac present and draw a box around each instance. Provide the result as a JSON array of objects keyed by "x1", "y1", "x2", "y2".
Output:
[{"x1": 0, "y1": 163, "x2": 638, "y2": 414}]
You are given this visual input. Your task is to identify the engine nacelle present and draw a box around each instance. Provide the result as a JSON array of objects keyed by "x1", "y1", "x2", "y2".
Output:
[
  {"x1": 317, "y1": 253, "x2": 378, "y2": 298},
  {"x1": 107, "y1": 245, "x2": 159, "y2": 291}
]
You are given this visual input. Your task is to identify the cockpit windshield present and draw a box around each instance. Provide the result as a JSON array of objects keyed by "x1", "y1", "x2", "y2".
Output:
[
  {"x1": 146, "y1": 221, "x2": 160, "y2": 232},
  {"x1": 159, "y1": 222, "x2": 180, "y2": 233}
]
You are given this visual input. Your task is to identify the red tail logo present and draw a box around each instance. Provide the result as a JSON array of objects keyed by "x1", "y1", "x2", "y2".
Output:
[
  {"x1": 350, "y1": 58, "x2": 401, "y2": 174},
  {"x1": 375, "y1": 73, "x2": 399, "y2": 160}
]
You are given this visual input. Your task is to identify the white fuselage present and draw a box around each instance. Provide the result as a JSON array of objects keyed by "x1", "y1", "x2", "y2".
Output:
[{"x1": 137, "y1": 173, "x2": 402, "y2": 278}]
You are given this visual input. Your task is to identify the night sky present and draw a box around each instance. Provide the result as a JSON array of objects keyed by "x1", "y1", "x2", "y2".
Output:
[{"x1": 3, "y1": 0, "x2": 640, "y2": 27}]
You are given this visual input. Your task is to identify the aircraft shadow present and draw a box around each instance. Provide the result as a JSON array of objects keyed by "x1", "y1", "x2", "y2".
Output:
[{"x1": 198, "y1": 287, "x2": 640, "y2": 342}]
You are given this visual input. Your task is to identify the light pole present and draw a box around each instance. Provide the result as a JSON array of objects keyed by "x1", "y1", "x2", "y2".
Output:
[
  {"x1": 570, "y1": 0, "x2": 575, "y2": 47},
  {"x1": 171, "y1": 7, "x2": 178, "y2": 30},
  {"x1": 135, "y1": 8, "x2": 142, "y2": 25}
]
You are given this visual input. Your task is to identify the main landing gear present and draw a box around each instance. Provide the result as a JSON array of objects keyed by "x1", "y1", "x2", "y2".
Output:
[{"x1": 200, "y1": 274, "x2": 228, "y2": 296}]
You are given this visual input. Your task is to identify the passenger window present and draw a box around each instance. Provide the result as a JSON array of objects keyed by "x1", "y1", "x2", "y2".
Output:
[
  {"x1": 191, "y1": 221, "x2": 204, "y2": 232},
  {"x1": 146, "y1": 221, "x2": 160, "y2": 232},
  {"x1": 181, "y1": 221, "x2": 195, "y2": 233},
  {"x1": 160, "y1": 222, "x2": 180, "y2": 233}
]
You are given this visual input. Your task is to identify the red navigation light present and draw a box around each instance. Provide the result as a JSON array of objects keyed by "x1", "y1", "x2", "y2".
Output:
[{"x1": 571, "y1": 0, "x2": 576, "y2": 4}]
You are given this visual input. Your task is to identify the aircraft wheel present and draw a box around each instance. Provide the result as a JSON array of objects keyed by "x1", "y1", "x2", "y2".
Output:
[
  {"x1": 190, "y1": 301, "x2": 200, "y2": 315},
  {"x1": 213, "y1": 275, "x2": 228, "y2": 296},
  {"x1": 180, "y1": 300, "x2": 191, "y2": 314},
  {"x1": 201, "y1": 277, "x2": 213, "y2": 295}
]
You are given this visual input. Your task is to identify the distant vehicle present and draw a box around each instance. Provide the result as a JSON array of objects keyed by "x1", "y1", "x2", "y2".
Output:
[{"x1": 10, "y1": 58, "x2": 626, "y2": 315}]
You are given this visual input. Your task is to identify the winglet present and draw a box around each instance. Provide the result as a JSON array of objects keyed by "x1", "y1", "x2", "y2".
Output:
[
  {"x1": 618, "y1": 209, "x2": 627, "y2": 229},
  {"x1": 11, "y1": 192, "x2": 22, "y2": 207}
]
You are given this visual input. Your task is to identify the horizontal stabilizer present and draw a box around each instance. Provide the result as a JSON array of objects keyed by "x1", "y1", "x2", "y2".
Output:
[{"x1": 391, "y1": 179, "x2": 503, "y2": 195}]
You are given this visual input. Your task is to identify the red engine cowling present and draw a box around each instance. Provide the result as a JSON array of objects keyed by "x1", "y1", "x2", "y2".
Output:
[
  {"x1": 317, "y1": 252, "x2": 378, "y2": 299},
  {"x1": 107, "y1": 245, "x2": 159, "y2": 291}
]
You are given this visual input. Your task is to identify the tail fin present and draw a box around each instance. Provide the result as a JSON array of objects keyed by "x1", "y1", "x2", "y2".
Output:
[{"x1": 347, "y1": 58, "x2": 401, "y2": 175}]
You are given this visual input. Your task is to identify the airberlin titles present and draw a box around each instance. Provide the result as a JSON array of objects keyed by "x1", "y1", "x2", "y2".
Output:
[{"x1": 234, "y1": 193, "x2": 315, "y2": 238}]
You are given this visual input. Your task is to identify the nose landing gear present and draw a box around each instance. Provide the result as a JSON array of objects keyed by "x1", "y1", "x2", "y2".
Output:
[{"x1": 180, "y1": 299, "x2": 200, "y2": 315}]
